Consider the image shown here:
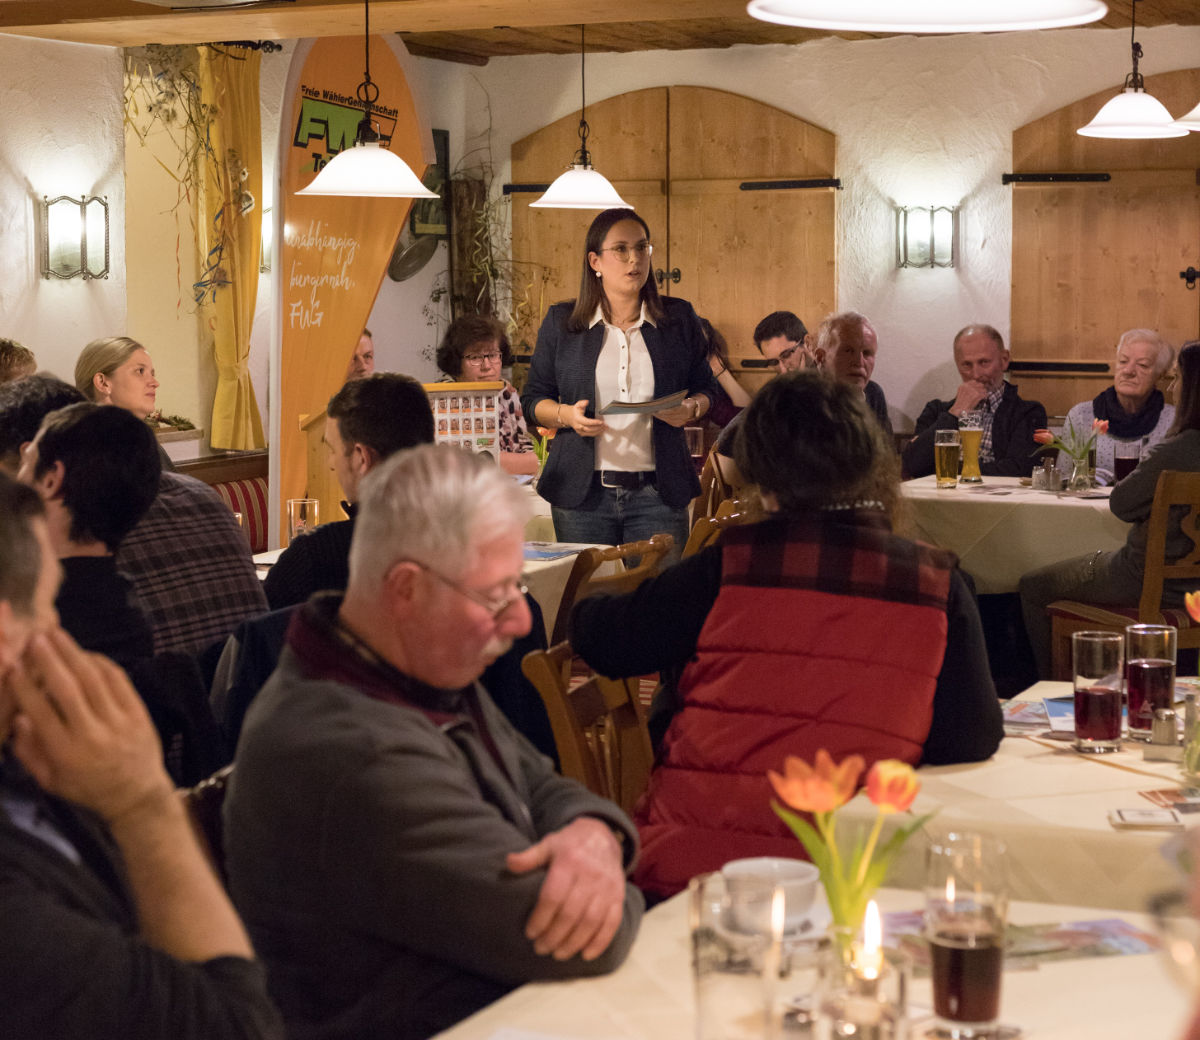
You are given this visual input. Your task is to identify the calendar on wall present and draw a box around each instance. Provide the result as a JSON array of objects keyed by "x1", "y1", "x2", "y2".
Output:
[{"x1": 424, "y1": 381, "x2": 502, "y2": 462}]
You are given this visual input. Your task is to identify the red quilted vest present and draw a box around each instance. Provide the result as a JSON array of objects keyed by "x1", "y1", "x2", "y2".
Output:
[{"x1": 633, "y1": 512, "x2": 954, "y2": 899}]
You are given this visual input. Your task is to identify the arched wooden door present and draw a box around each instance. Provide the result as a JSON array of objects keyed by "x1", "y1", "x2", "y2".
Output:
[{"x1": 511, "y1": 87, "x2": 836, "y2": 392}]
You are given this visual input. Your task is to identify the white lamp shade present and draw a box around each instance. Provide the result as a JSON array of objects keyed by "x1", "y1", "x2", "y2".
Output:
[
  {"x1": 746, "y1": 0, "x2": 1107, "y2": 31},
  {"x1": 296, "y1": 141, "x2": 438, "y2": 198},
  {"x1": 1174, "y1": 98, "x2": 1200, "y2": 132},
  {"x1": 531, "y1": 165, "x2": 632, "y2": 210},
  {"x1": 1077, "y1": 88, "x2": 1190, "y2": 138}
]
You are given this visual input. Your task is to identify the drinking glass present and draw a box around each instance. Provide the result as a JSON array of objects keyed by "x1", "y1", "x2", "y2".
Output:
[
  {"x1": 934, "y1": 430, "x2": 961, "y2": 489},
  {"x1": 286, "y1": 498, "x2": 319, "y2": 544},
  {"x1": 1125, "y1": 624, "x2": 1177, "y2": 741},
  {"x1": 1072, "y1": 631, "x2": 1124, "y2": 753},
  {"x1": 691, "y1": 871, "x2": 805, "y2": 1040},
  {"x1": 1112, "y1": 440, "x2": 1141, "y2": 483},
  {"x1": 958, "y1": 417, "x2": 983, "y2": 484},
  {"x1": 924, "y1": 832, "x2": 1007, "y2": 1040}
]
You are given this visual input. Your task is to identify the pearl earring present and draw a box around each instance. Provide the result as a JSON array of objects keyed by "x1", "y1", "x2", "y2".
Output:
[{"x1": 595, "y1": 270, "x2": 602, "y2": 279}]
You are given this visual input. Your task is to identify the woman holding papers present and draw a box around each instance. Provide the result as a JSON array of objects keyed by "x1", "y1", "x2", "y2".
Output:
[{"x1": 522, "y1": 208, "x2": 717, "y2": 555}]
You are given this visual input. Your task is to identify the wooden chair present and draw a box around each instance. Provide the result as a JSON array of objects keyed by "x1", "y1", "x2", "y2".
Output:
[
  {"x1": 682, "y1": 497, "x2": 762, "y2": 557},
  {"x1": 521, "y1": 641, "x2": 654, "y2": 817},
  {"x1": 181, "y1": 764, "x2": 234, "y2": 884},
  {"x1": 1048, "y1": 470, "x2": 1200, "y2": 680},
  {"x1": 548, "y1": 533, "x2": 675, "y2": 646},
  {"x1": 693, "y1": 445, "x2": 734, "y2": 522}
]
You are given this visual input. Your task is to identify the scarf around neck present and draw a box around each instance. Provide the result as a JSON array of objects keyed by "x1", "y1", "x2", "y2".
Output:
[{"x1": 1091, "y1": 385, "x2": 1165, "y2": 440}]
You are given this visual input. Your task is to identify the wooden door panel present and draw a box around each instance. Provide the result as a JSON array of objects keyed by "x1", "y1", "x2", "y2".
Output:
[
  {"x1": 1011, "y1": 67, "x2": 1200, "y2": 420},
  {"x1": 511, "y1": 88, "x2": 668, "y2": 355},
  {"x1": 667, "y1": 87, "x2": 837, "y2": 359}
]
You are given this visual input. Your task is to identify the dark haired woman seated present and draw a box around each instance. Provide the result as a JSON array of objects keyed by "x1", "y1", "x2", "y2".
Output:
[{"x1": 571, "y1": 370, "x2": 1003, "y2": 900}]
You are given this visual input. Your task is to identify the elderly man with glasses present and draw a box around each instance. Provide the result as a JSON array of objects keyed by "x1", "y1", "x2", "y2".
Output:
[{"x1": 225, "y1": 444, "x2": 643, "y2": 1040}]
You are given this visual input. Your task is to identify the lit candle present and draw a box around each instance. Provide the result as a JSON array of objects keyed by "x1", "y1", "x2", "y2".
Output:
[{"x1": 858, "y1": 900, "x2": 884, "y2": 981}]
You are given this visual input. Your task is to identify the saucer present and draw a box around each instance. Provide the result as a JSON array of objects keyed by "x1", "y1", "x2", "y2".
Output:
[{"x1": 781, "y1": 886, "x2": 832, "y2": 941}]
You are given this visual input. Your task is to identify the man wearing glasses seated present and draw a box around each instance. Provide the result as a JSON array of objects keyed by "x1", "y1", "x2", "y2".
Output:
[{"x1": 225, "y1": 445, "x2": 644, "y2": 1040}]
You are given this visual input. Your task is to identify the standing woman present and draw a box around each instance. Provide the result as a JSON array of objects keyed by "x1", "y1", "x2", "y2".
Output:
[
  {"x1": 522, "y1": 208, "x2": 717, "y2": 553},
  {"x1": 75, "y1": 336, "x2": 173, "y2": 470}
]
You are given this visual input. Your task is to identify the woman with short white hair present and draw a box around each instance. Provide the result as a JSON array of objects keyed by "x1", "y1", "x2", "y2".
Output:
[{"x1": 1058, "y1": 328, "x2": 1175, "y2": 484}]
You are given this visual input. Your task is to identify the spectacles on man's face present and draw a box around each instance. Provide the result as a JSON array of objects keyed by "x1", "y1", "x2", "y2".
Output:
[
  {"x1": 408, "y1": 560, "x2": 529, "y2": 619},
  {"x1": 463, "y1": 351, "x2": 502, "y2": 366},
  {"x1": 765, "y1": 341, "x2": 804, "y2": 367},
  {"x1": 599, "y1": 240, "x2": 653, "y2": 263}
]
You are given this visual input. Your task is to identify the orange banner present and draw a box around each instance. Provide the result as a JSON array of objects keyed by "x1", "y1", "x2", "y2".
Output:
[{"x1": 279, "y1": 34, "x2": 429, "y2": 540}]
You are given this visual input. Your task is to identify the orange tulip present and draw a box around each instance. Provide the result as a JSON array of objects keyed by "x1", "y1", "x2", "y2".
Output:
[
  {"x1": 865, "y1": 760, "x2": 919, "y2": 814},
  {"x1": 769, "y1": 749, "x2": 864, "y2": 814},
  {"x1": 1092, "y1": 419, "x2": 1109, "y2": 434},
  {"x1": 1186, "y1": 591, "x2": 1200, "y2": 624},
  {"x1": 536, "y1": 427, "x2": 556, "y2": 440},
  {"x1": 1033, "y1": 429, "x2": 1055, "y2": 445}
]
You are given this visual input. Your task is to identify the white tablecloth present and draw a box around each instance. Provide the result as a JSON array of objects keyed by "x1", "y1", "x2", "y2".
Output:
[
  {"x1": 839, "y1": 681, "x2": 1188, "y2": 912},
  {"x1": 434, "y1": 887, "x2": 1191, "y2": 1040},
  {"x1": 901, "y1": 475, "x2": 1130, "y2": 594}
]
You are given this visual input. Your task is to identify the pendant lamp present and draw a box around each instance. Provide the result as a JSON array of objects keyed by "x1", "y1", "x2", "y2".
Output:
[
  {"x1": 746, "y1": 0, "x2": 1107, "y2": 32},
  {"x1": 1077, "y1": 0, "x2": 1188, "y2": 139},
  {"x1": 1173, "y1": 99, "x2": 1200, "y2": 133},
  {"x1": 296, "y1": 0, "x2": 438, "y2": 198},
  {"x1": 531, "y1": 26, "x2": 630, "y2": 211}
]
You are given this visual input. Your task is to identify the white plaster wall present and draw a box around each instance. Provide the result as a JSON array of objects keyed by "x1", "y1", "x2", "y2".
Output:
[
  {"x1": 393, "y1": 25, "x2": 1200, "y2": 431},
  {"x1": 0, "y1": 34, "x2": 126, "y2": 384}
]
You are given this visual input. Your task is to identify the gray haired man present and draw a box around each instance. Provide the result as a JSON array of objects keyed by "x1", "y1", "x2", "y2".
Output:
[{"x1": 225, "y1": 444, "x2": 644, "y2": 1040}]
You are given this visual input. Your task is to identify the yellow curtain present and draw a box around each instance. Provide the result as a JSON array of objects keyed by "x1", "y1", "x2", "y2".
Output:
[{"x1": 196, "y1": 46, "x2": 266, "y2": 450}]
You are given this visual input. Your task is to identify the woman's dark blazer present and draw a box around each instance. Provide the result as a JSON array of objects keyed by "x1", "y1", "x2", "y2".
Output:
[{"x1": 522, "y1": 297, "x2": 719, "y2": 510}]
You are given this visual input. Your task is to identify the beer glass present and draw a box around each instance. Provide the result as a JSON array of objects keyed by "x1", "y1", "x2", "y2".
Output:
[
  {"x1": 934, "y1": 430, "x2": 961, "y2": 489},
  {"x1": 925, "y1": 832, "x2": 1008, "y2": 1040},
  {"x1": 958, "y1": 416, "x2": 983, "y2": 484},
  {"x1": 286, "y1": 498, "x2": 319, "y2": 544},
  {"x1": 1072, "y1": 631, "x2": 1123, "y2": 753}
]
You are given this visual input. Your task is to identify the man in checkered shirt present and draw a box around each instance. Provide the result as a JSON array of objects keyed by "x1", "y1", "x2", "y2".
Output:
[{"x1": 903, "y1": 323, "x2": 1046, "y2": 479}]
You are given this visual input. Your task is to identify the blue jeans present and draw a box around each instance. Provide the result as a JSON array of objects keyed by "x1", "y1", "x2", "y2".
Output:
[{"x1": 551, "y1": 482, "x2": 688, "y2": 565}]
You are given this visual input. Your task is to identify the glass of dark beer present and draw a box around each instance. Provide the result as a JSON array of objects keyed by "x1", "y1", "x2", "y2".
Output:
[
  {"x1": 1072, "y1": 631, "x2": 1124, "y2": 753},
  {"x1": 924, "y1": 832, "x2": 1008, "y2": 1039}
]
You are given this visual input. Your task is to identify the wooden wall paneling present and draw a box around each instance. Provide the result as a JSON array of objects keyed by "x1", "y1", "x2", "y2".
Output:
[
  {"x1": 510, "y1": 87, "x2": 668, "y2": 355},
  {"x1": 1011, "y1": 66, "x2": 1200, "y2": 421},
  {"x1": 666, "y1": 87, "x2": 837, "y2": 362}
]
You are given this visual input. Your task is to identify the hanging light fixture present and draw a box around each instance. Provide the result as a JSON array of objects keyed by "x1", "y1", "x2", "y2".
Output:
[
  {"x1": 1173, "y1": 99, "x2": 1200, "y2": 133},
  {"x1": 1077, "y1": 0, "x2": 1188, "y2": 139},
  {"x1": 746, "y1": 0, "x2": 1107, "y2": 32},
  {"x1": 296, "y1": 0, "x2": 438, "y2": 198},
  {"x1": 531, "y1": 26, "x2": 630, "y2": 210}
]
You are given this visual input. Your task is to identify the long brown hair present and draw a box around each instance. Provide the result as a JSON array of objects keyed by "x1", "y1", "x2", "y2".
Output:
[
  {"x1": 566, "y1": 208, "x2": 665, "y2": 333},
  {"x1": 1169, "y1": 340, "x2": 1200, "y2": 435}
]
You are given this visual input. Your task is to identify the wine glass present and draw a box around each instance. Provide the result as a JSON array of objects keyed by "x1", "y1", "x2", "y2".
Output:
[{"x1": 924, "y1": 832, "x2": 1008, "y2": 1039}]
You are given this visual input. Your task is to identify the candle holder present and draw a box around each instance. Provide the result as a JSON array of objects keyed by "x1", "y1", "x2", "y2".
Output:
[{"x1": 815, "y1": 942, "x2": 909, "y2": 1040}]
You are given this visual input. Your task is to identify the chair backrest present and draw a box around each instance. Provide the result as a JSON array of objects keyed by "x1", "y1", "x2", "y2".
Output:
[
  {"x1": 1139, "y1": 470, "x2": 1200, "y2": 621},
  {"x1": 181, "y1": 764, "x2": 234, "y2": 884},
  {"x1": 682, "y1": 499, "x2": 762, "y2": 558},
  {"x1": 694, "y1": 446, "x2": 734, "y2": 521},
  {"x1": 521, "y1": 642, "x2": 654, "y2": 817},
  {"x1": 549, "y1": 533, "x2": 674, "y2": 645}
]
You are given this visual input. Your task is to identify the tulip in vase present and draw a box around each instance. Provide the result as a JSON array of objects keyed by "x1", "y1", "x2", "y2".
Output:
[{"x1": 769, "y1": 751, "x2": 932, "y2": 940}]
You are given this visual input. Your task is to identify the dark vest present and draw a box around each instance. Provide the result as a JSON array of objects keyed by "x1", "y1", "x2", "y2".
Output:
[{"x1": 633, "y1": 512, "x2": 954, "y2": 899}]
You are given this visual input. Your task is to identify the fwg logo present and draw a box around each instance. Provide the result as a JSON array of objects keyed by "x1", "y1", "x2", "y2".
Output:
[{"x1": 293, "y1": 94, "x2": 399, "y2": 174}]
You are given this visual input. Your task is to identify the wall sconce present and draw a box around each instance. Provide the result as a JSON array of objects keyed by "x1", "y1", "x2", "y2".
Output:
[
  {"x1": 896, "y1": 205, "x2": 957, "y2": 268},
  {"x1": 260, "y1": 205, "x2": 273, "y2": 273},
  {"x1": 40, "y1": 195, "x2": 110, "y2": 280}
]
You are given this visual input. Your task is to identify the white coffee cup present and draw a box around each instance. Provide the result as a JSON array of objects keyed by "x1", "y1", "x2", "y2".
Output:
[{"x1": 721, "y1": 856, "x2": 820, "y2": 934}]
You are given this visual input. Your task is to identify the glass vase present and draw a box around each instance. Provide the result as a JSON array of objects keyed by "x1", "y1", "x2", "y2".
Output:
[{"x1": 1067, "y1": 455, "x2": 1092, "y2": 491}]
